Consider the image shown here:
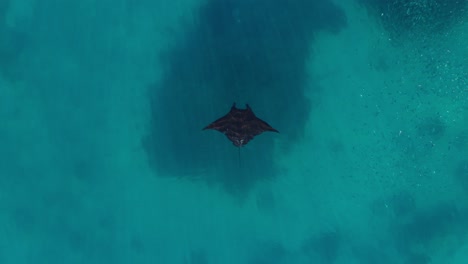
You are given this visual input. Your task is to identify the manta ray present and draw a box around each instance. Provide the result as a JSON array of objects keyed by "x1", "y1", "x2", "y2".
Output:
[{"x1": 203, "y1": 103, "x2": 279, "y2": 147}]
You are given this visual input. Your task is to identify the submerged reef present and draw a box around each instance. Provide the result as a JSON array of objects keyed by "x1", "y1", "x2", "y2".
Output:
[
  {"x1": 0, "y1": 0, "x2": 28, "y2": 81},
  {"x1": 393, "y1": 202, "x2": 468, "y2": 259},
  {"x1": 416, "y1": 116, "x2": 446, "y2": 141},
  {"x1": 145, "y1": 0, "x2": 347, "y2": 195},
  {"x1": 302, "y1": 230, "x2": 341, "y2": 263},
  {"x1": 455, "y1": 160, "x2": 468, "y2": 194}
]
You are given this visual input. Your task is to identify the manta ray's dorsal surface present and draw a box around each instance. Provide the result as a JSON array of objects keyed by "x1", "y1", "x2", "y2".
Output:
[{"x1": 203, "y1": 103, "x2": 279, "y2": 147}]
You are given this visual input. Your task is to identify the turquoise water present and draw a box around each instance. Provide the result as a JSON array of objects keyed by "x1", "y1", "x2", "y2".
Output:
[{"x1": 1, "y1": 0, "x2": 467, "y2": 263}]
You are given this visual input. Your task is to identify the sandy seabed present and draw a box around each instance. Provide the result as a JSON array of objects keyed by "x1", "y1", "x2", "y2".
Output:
[{"x1": 0, "y1": 0, "x2": 467, "y2": 263}]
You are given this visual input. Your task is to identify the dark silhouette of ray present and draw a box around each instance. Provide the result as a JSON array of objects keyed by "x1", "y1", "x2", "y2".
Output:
[{"x1": 204, "y1": 103, "x2": 278, "y2": 147}]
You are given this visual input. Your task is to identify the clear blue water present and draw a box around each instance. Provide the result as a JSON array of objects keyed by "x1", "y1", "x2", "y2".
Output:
[{"x1": 1, "y1": 0, "x2": 467, "y2": 263}]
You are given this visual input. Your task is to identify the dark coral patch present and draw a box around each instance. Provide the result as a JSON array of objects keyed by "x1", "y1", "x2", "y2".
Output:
[
  {"x1": 455, "y1": 160, "x2": 468, "y2": 193},
  {"x1": 416, "y1": 116, "x2": 446, "y2": 141}
]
